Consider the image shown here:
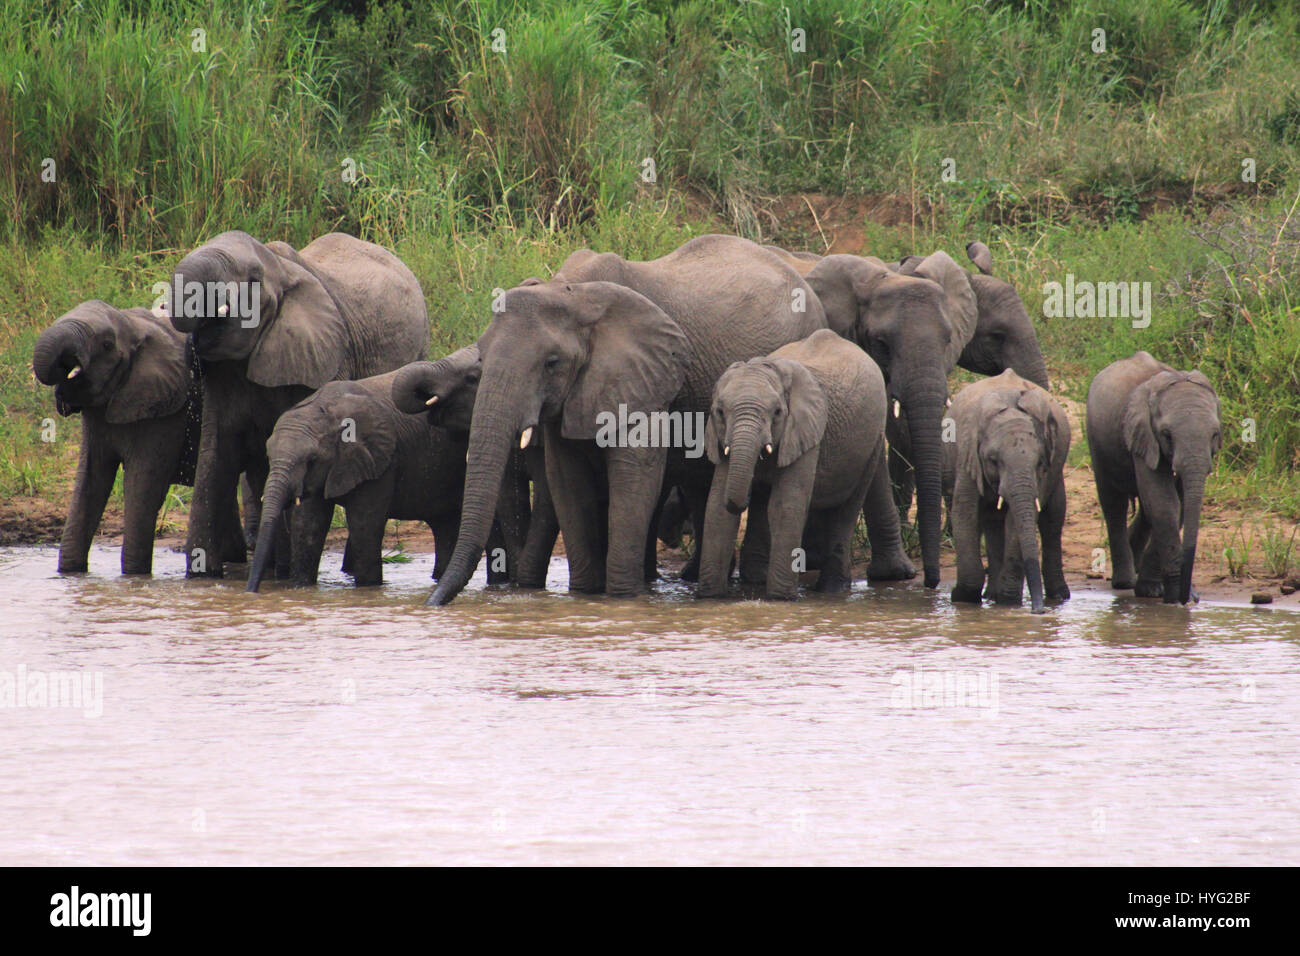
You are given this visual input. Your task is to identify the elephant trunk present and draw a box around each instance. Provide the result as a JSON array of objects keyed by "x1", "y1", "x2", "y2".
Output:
[
  {"x1": 1008, "y1": 483, "x2": 1044, "y2": 613},
  {"x1": 428, "y1": 388, "x2": 516, "y2": 606},
  {"x1": 1018, "y1": 347, "x2": 1051, "y2": 391},
  {"x1": 33, "y1": 322, "x2": 88, "y2": 385},
  {"x1": 723, "y1": 413, "x2": 764, "y2": 515},
  {"x1": 246, "y1": 463, "x2": 297, "y2": 593},
  {"x1": 1177, "y1": 467, "x2": 1207, "y2": 605},
  {"x1": 391, "y1": 362, "x2": 438, "y2": 415},
  {"x1": 904, "y1": 380, "x2": 948, "y2": 588}
]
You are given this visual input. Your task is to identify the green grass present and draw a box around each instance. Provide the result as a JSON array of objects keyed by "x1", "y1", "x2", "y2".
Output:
[{"x1": 1, "y1": 0, "x2": 1298, "y2": 545}]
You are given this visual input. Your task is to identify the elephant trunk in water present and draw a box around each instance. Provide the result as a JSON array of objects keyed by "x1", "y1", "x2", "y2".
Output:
[
  {"x1": 904, "y1": 377, "x2": 949, "y2": 589},
  {"x1": 245, "y1": 461, "x2": 299, "y2": 593},
  {"x1": 428, "y1": 386, "x2": 517, "y2": 606},
  {"x1": 723, "y1": 410, "x2": 765, "y2": 515},
  {"x1": 1177, "y1": 467, "x2": 1208, "y2": 605},
  {"x1": 1007, "y1": 482, "x2": 1045, "y2": 613}
]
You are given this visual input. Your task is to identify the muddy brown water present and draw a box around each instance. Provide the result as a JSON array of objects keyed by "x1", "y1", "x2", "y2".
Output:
[{"x1": 1, "y1": 543, "x2": 1297, "y2": 865}]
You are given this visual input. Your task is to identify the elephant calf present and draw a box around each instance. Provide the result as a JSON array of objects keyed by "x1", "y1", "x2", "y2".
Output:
[
  {"x1": 1087, "y1": 351, "x2": 1221, "y2": 604},
  {"x1": 32, "y1": 300, "x2": 245, "y2": 574},
  {"x1": 945, "y1": 370, "x2": 1071, "y2": 614},
  {"x1": 698, "y1": 329, "x2": 905, "y2": 600},
  {"x1": 245, "y1": 370, "x2": 467, "y2": 591}
]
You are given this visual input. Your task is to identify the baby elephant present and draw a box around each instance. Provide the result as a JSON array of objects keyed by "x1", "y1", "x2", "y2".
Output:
[
  {"x1": 1087, "y1": 351, "x2": 1221, "y2": 604},
  {"x1": 31, "y1": 300, "x2": 245, "y2": 574},
  {"x1": 246, "y1": 369, "x2": 467, "y2": 591},
  {"x1": 946, "y1": 369, "x2": 1071, "y2": 613},
  {"x1": 699, "y1": 329, "x2": 895, "y2": 600}
]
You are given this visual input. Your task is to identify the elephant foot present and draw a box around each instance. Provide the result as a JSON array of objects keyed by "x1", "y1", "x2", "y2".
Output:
[
  {"x1": 951, "y1": 582, "x2": 983, "y2": 604},
  {"x1": 1134, "y1": 578, "x2": 1164, "y2": 599},
  {"x1": 121, "y1": 566, "x2": 153, "y2": 576},
  {"x1": 696, "y1": 584, "x2": 728, "y2": 599},
  {"x1": 994, "y1": 588, "x2": 1024, "y2": 607},
  {"x1": 1046, "y1": 583, "x2": 1071, "y2": 603},
  {"x1": 764, "y1": 587, "x2": 799, "y2": 601},
  {"x1": 679, "y1": 551, "x2": 701, "y2": 582},
  {"x1": 867, "y1": 553, "x2": 916, "y2": 581},
  {"x1": 1110, "y1": 574, "x2": 1136, "y2": 591},
  {"x1": 58, "y1": 561, "x2": 89, "y2": 574},
  {"x1": 813, "y1": 571, "x2": 851, "y2": 593}
]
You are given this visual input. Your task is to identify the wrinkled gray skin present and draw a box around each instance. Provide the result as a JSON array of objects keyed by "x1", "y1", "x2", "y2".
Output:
[
  {"x1": 944, "y1": 370, "x2": 1070, "y2": 614},
  {"x1": 32, "y1": 300, "x2": 245, "y2": 574},
  {"x1": 429, "y1": 235, "x2": 826, "y2": 606},
  {"x1": 391, "y1": 346, "x2": 558, "y2": 588},
  {"x1": 246, "y1": 370, "x2": 466, "y2": 591},
  {"x1": 899, "y1": 242, "x2": 1051, "y2": 389},
  {"x1": 699, "y1": 329, "x2": 903, "y2": 599},
  {"x1": 765, "y1": 247, "x2": 979, "y2": 589},
  {"x1": 168, "y1": 231, "x2": 428, "y2": 579},
  {"x1": 1087, "y1": 352, "x2": 1221, "y2": 604}
]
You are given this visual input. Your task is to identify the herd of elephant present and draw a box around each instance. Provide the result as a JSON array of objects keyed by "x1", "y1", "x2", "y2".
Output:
[{"x1": 31, "y1": 230, "x2": 1221, "y2": 612}]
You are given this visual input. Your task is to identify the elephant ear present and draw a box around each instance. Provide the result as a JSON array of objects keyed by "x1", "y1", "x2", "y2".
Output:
[
  {"x1": 1123, "y1": 385, "x2": 1161, "y2": 471},
  {"x1": 1017, "y1": 386, "x2": 1070, "y2": 473},
  {"x1": 908, "y1": 251, "x2": 979, "y2": 372},
  {"x1": 804, "y1": 255, "x2": 892, "y2": 340},
  {"x1": 247, "y1": 243, "x2": 348, "y2": 390},
  {"x1": 323, "y1": 389, "x2": 398, "y2": 500},
  {"x1": 966, "y1": 241, "x2": 994, "y2": 276},
  {"x1": 105, "y1": 309, "x2": 191, "y2": 424},
  {"x1": 955, "y1": 390, "x2": 988, "y2": 497},
  {"x1": 559, "y1": 281, "x2": 692, "y2": 441},
  {"x1": 770, "y1": 358, "x2": 827, "y2": 468}
]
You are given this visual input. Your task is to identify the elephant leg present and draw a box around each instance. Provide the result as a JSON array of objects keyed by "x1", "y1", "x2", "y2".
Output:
[
  {"x1": 290, "y1": 496, "x2": 333, "y2": 586},
  {"x1": 984, "y1": 503, "x2": 1009, "y2": 602},
  {"x1": 677, "y1": 479, "x2": 709, "y2": 582},
  {"x1": 431, "y1": 513, "x2": 460, "y2": 582},
  {"x1": 644, "y1": 487, "x2": 668, "y2": 584},
  {"x1": 887, "y1": 436, "x2": 915, "y2": 523},
  {"x1": 273, "y1": 501, "x2": 294, "y2": 580},
  {"x1": 1134, "y1": 468, "x2": 1182, "y2": 602},
  {"x1": 863, "y1": 442, "x2": 915, "y2": 581},
  {"x1": 59, "y1": 437, "x2": 120, "y2": 573},
  {"x1": 544, "y1": 433, "x2": 606, "y2": 594},
  {"x1": 950, "y1": 477, "x2": 985, "y2": 604},
  {"x1": 240, "y1": 473, "x2": 260, "y2": 551},
  {"x1": 1040, "y1": 481, "x2": 1070, "y2": 602},
  {"x1": 341, "y1": 537, "x2": 354, "y2": 575},
  {"x1": 738, "y1": 485, "x2": 772, "y2": 587},
  {"x1": 485, "y1": 520, "x2": 509, "y2": 585},
  {"x1": 994, "y1": 504, "x2": 1026, "y2": 606},
  {"x1": 812, "y1": 474, "x2": 869, "y2": 595},
  {"x1": 698, "y1": 465, "x2": 741, "y2": 598},
  {"x1": 517, "y1": 452, "x2": 558, "y2": 589},
  {"x1": 493, "y1": 453, "x2": 532, "y2": 582},
  {"x1": 1128, "y1": 504, "x2": 1155, "y2": 595},
  {"x1": 1098, "y1": 478, "x2": 1137, "y2": 590},
  {"x1": 603, "y1": 446, "x2": 666, "y2": 597},
  {"x1": 766, "y1": 462, "x2": 816, "y2": 600},
  {"x1": 120, "y1": 458, "x2": 171, "y2": 575},
  {"x1": 217, "y1": 491, "x2": 248, "y2": 565},
  {"x1": 345, "y1": 504, "x2": 387, "y2": 588},
  {"x1": 187, "y1": 408, "x2": 243, "y2": 578}
]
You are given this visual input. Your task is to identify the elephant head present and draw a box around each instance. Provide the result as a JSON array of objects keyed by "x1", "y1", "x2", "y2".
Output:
[
  {"x1": 1123, "y1": 369, "x2": 1221, "y2": 604},
  {"x1": 705, "y1": 357, "x2": 827, "y2": 514},
  {"x1": 956, "y1": 376, "x2": 1069, "y2": 612},
  {"x1": 390, "y1": 346, "x2": 482, "y2": 435},
  {"x1": 428, "y1": 279, "x2": 691, "y2": 605},
  {"x1": 246, "y1": 381, "x2": 397, "y2": 591},
  {"x1": 166, "y1": 231, "x2": 351, "y2": 388},
  {"x1": 804, "y1": 251, "x2": 977, "y2": 587},
  {"x1": 33, "y1": 300, "x2": 190, "y2": 422}
]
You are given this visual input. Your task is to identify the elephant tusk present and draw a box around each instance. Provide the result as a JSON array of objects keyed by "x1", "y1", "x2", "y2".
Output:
[
  {"x1": 217, "y1": 304, "x2": 229, "y2": 317},
  {"x1": 723, "y1": 445, "x2": 730, "y2": 457},
  {"x1": 1035, "y1": 497, "x2": 1041, "y2": 513},
  {"x1": 997, "y1": 495, "x2": 1004, "y2": 510},
  {"x1": 893, "y1": 399, "x2": 901, "y2": 419},
  {"x1": 66, "y1": 366, "x2": 82, "y2": 380},
  {"x1": 946, "y1": 397, "x2": 952, "y2": 408},
  {"x1": 520, "y1": 426, "x2": 533, "y2": 449},
  {"x1": 425, "y1": 395, "x2": 439, "y2": 406},
  {"x1": 764, "y1": 443, "x2": 773, "y2": 456}
]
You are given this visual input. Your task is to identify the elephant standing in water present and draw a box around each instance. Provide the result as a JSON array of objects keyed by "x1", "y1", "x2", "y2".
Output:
[
  {"x1": 391, "y1": 346, "x2": 558, "y2": 588},
  {"x1": 31, "y1": 300, "x2": 245, "y2": 574},
  {"x1": 165, "y1": 231, "x2": 428, "y2": 578},
  {"x1": 428, "y1": 235, "x2": 853, "y2": 606},
  {"x1": 766, "y1": 248, "x2": 979, "y2": 589},
  {"x1": 246, "y1": 370, "x2": 467, "y2": 591},
  {"x1": 1087, "y1": 352, "x2": 1221, "y2": 604},
  {"x1": 698, "y1": 330, "x2": 895, "y2": 600},
  {"x1": 945, "y1": 369, "x2": 1071, "y2": 614}
]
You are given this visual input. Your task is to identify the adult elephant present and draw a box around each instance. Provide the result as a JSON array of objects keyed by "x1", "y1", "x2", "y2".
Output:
[
  {"x1": 391, "y1": 345, "x2": 558, "y2": 588},
  {"x1": 428, "y1": 234, "x2": 826, "y2": 606},
  {"x1": 898, "y1": 241, "x2": 1050, "y2": 389},
  {"x1": 768, "y1": 247, "x2": 979, "y2": 588},
  {"x1": 165, "y1": 231, "x2": 428, "y2": 578}
]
